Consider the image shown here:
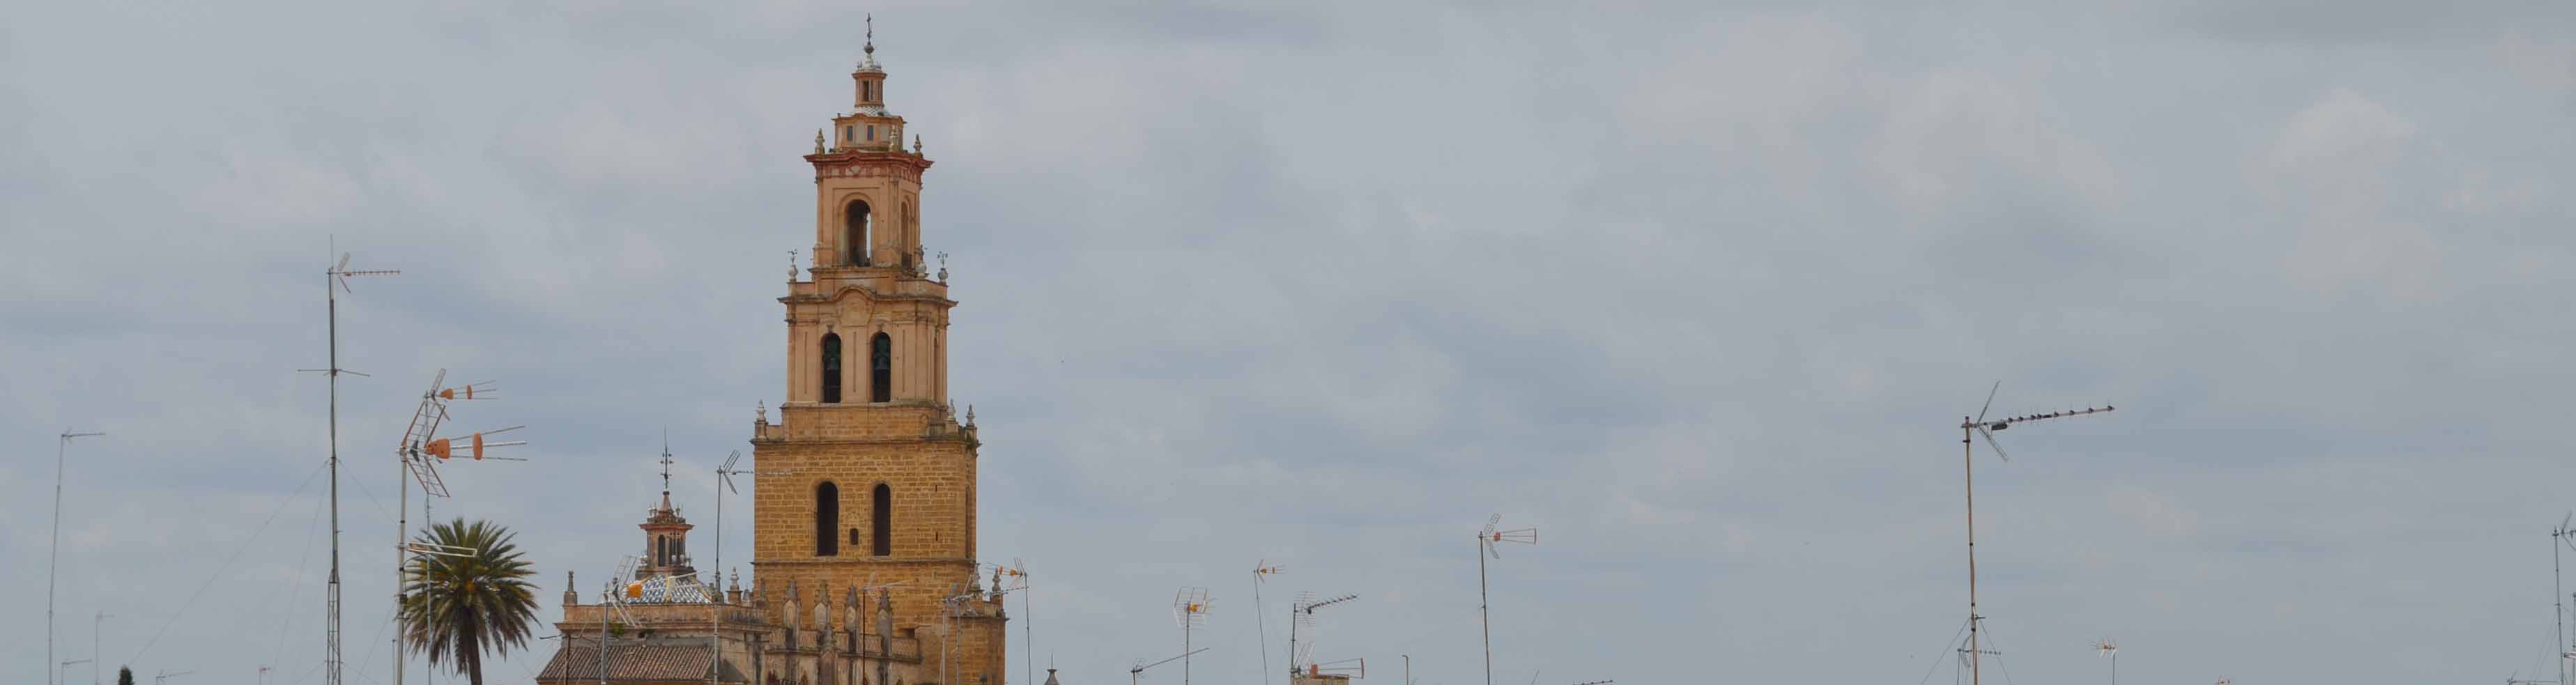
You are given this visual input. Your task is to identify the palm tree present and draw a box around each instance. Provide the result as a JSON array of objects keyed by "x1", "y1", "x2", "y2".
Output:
[{"x1": 401, "y1": 518, "x2": 539, "y2": 685}]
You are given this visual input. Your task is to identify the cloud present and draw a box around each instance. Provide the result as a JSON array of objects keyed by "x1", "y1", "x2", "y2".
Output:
[{"x1": 6, "y1": 3, "x2": 2576, "y2": 685}]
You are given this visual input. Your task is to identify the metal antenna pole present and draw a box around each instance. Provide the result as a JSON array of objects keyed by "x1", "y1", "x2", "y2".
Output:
[
  {"x1": 1131, "y1": 647, "x2": 1206, "y2": 685},
  {"x1": 93, "y1": 612, "x2": 108, "y2": 685},
  {"x1": 1474, "y1": 515, "x2": 1535, "y2": 685},
  {"x1": 1171, "y1": 588, "x2": 1211, "y2": 685},
  {"x1": 47, "y1": 429, "x2": 102, "y2": 685},
  {"x1": 396, "y1": 434, "x2": 407, "y2": 685},
  {"x1": 2554, "y1": 514, "x2": 2573, "y2": 685},
  {"x1": 310, "y1": 251, "x2": 396, "y2": 685},
  {"x1": 2092, "y1": 639, "x2": 2116, "y2": 685},
  {"x1": 1252, "y1": 562, "x2": 1281, "y2": 685},
  {"x1": 1962, "y1": 417, "x2": 1979, "y2": 685},
  {"x1": 1953, "y1": 383, "x2": 2113, "y2": 685},
  {"x1": 712, "y1": 456, "x2": 787, "y2": 597},
  {"x1": 325, "y1": 259, "x2": 344, "y2": 685},
  {"x1": 1478, "y1": 537, "x2": 1491, "y2": 685}
]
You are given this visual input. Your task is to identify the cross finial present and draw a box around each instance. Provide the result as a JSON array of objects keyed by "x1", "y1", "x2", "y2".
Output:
[
  {"x1": 865, "y1": 14, "x2": 875, "y2": 56},
  {"x1": 659, "y1": 429, "x2": 675, "y2": 496}
]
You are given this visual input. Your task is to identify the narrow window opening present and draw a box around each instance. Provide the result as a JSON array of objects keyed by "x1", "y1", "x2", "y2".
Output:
[
  {"x1": 867, "y1": 125, "x2": 877, "y2": 141},
  {"x1": 849, "y1": 528, "x2": 861, "y2": 546},
  {"x1": 655, "y1": 537, "x2": 667, "y2": 566},
  {"x1": 870, "y1": 332, "x2": 892, "y2": 402},
  {"x1": 871, "y1": 483, "x2": 892, "y2": 556},
  {"x1": 820, "y1": 333, "x2": 843, "y2": 403},
  {"x1": 844, "y1": 200, "x2": 871, "y2": 266},
  {"x1": 814, "y1": 482, "x2": 841, "y2": 556}
]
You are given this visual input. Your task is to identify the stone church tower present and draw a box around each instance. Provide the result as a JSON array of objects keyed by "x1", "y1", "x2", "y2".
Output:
[{"x1": 749, "y1": 26, "x2": 1009, "y2": 685}]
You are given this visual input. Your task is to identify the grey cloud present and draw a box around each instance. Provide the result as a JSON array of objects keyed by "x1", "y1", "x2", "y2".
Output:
[{"x1": 8, "y1": 2, "x2": 2576, "y2": 685}]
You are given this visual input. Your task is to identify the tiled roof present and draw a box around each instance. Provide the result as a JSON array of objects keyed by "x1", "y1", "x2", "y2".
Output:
[{"x1": 535, "y1": 644, "x2": 746, "y2": 683}]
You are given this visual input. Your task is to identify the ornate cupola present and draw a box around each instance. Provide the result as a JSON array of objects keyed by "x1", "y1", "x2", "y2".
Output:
[
  {"x1": 827, "y1": 15, "x2": 905, "y2": 155},
  {"x1": 802, "y1": 13, "x2": 935, "y2": 275},
  {"x1": 635, "y1": 440, "x2": 696, "y2": 580}
]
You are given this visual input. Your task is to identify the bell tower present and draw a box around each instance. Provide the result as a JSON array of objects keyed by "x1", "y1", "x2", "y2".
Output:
[{"x1": 752, "y1": 18, "x2": 1009, "y2": 685}]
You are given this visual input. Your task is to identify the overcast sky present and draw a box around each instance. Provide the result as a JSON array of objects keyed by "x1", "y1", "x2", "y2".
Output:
[{"x1": 6, "y1": 1, "x2": 2576, "y2": 684}]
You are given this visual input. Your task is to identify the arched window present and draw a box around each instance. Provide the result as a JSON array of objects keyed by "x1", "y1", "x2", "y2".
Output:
[
  {"x1": 870, "y1": 332, "x2": 892, "y2": 403},
  {"x1": 814, "y1": 482, "x2": 840, "y2": 556},
  {"x1": 655, "y1": 537, "x2": 667, "y2": 565},
  {"x1": 820, "y1": 333, "x2": 843, "y2": 403},
  {"x1": 871, "y1": 483, "x2": 891, "y2": 556},
  {"x1": 844, "y1": 200, "x2": 872, "y2": 266}
]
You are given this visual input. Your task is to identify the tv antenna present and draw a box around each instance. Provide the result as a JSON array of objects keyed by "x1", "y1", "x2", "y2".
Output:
[
  {"x1": 45, "y1": 429, "x2": 103, "y2": 685},
  {"x1": 2553, "y1": 513, "x2": 2576, "y2": 685},
  {"x1": 1287, "y1": 592, "x2": 1359, "y2": 681},
  {"x1": 300, "y1": 247, "x2": 397, "y2": 685},
  {"x1": 1253, "y1": 560, "x2": 1285, "y2": 685},
  {"x1": 154, "y1": 670, "x2": 193, "y2": 685},
  {"x1": 1477, "y1": 514, "x2": 1537, "y2": 685},
  {"x1": 986, "y1": 559, "x2": 1035, "y2": 685},
  {"x1": 712, "y1": 449, "x2": 792, "y2": 585},
  {"x1": 1132, "y1": 648, "x2": 1209, "y2": 685},
  {"x1": 590, "y1": 555, "x2": 646, "y2": 685},
  {"x1": 392, "y1": 369, "x2": 525, "y2": 685},
  {"x1": 2093, "y1": 638, "x2": 2117, "y2": 685},
  {"x1": 1173, "y1": 587, "x2": 1213, "y2": 685},
  {"x1": 2510, "y1": 676, "x2": 2556, "y2": 685},
  {"x1": 1955, "y1": 381, "x2": 2113, "y2": 685}
]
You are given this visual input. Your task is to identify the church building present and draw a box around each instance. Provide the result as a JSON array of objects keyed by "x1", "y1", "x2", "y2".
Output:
[{"x1": 536, "y1": 26, "x2": 1013, "y2": 685}]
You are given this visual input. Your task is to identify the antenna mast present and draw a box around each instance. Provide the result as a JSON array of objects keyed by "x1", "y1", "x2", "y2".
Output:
[
  {"x1": 2094, "y1": 638, "x2": 2117, "y2": 685},
  {"x1": 1287, "y1": 592, "x2": 1358, "y2": 681},
  {"x1": 1132, "y1": 648, "x2": 1209, "y2": 685},
  {"x1": 1253, "y1": 561, "x2": 1284, "y2": 685},
  {"x1": 713, "y1": 450, "x2": 792, "y2": 587},
  {"x1": 46, "y1": 429, "x2": 103, "y2": 685},
  {"x1": 2553, "y1": 514, "x2": 2576, "y2": 685},
  {"x1": 392, "y1": 369, "x2": 525, "y2": 685},
  {"x1": 1172, "y1": 587, "x2": 1212, "y2": 685},
  {"x1": 1956, "y1": 382, "x2": 2114, "y2": 685},
  {"x1": 1477, "y1": 514, "x2": 1537, "y2": 685},
  {"x1": 306, "y1": 249, "x2": 397, "y2": 685},
  {"x1": 992, "y1": 560, "x2": 1034, "y2": 685}
]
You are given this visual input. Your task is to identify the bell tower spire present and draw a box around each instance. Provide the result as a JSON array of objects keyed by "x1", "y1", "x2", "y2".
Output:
[{"x1": 757, "y1": 46, "x2": 1003, "y2": 685}]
